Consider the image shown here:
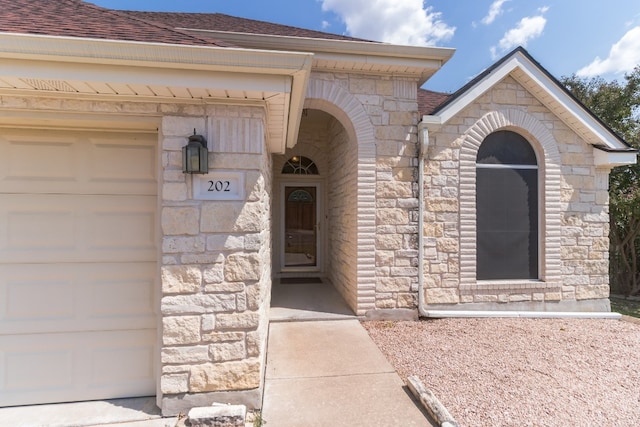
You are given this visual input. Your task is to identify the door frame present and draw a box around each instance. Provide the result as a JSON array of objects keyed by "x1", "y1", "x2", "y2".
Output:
[{"x1": 276, "y1": 179, "x2": 324, "y2": 275}]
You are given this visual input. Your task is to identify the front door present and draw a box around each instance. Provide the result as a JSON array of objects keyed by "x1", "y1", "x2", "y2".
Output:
[{"x1": 282, "y1": 185, "x2": 320, "y2": 270}]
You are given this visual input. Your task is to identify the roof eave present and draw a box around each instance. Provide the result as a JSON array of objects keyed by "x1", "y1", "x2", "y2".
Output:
[
  {"x1": 182, "y1": 29, "x2": 455, "y2": 84},
  {"x1": 0, "y1": 32, "x2": 313, "y2": 154}
]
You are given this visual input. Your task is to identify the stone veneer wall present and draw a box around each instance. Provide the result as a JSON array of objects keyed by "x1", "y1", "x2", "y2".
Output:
[
  {"x1": 327, "y1": 116, "x2": 358, "y2": 310},
  {"x1": 304, "y1": 74, "x2": 422, "y2": 315},
  {"x1": 160, "y1": 105, "x2": 272, "y2": 414},
  {"x1": 423, "y1": 76, "x2": 611, "y2": 311},
  {"x1": 372, "y1": 79, "x2": 421, "y2": 311}
]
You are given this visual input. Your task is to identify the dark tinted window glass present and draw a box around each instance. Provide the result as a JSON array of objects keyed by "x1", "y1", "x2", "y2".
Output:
[
  {"x1": 476, "y1": 168, "x2": 538, "y2": 279},
  {"x1": 476, "y1": 131, "x2": 538, "y2": 280},
  {"x1": 477, "y1": 131, "x2": 537, "y2": 165}
]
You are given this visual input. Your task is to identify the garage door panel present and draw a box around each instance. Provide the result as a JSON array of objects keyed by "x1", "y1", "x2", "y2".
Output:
[
  {"x1": 0, "y1": 263, "x2": 157, "y2": 335},
  {"x1": 0, "y1": 130, "x2": 157, "y2": 195},
  {"x1": 0, "y1": 126, "x2": 158, "y2": 406},
  {"x1": 0, "y1": 194, "x2": 157, "y2": 263},
  {"x1": 0, "y1": 329, "x2": 156, "y2": 406},
  {"x1": 89, "y1": 139, "x2": 157, "y2": 185}
]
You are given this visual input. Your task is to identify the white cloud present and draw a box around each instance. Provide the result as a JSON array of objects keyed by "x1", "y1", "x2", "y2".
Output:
[
  {"x1": 577, "y1": 26, "x2": 640, "y2": 77},
  {"x1": 320, "y1": 0, "x2": 455, "y2": 46},
  {"x1": 481, "y1": 0, "x2": 509, "y2": 25},
  {"x1": 490, "y1": 6, "x2": 548, "y2": 59},
  {"x1": 321, "y1": 20, "x2": 330, "y2": 30}
]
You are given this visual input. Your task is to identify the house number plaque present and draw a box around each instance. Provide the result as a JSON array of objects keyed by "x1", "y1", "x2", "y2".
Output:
[{"x1": 193, "y1": 172, "x2": 244, "y2": 200}]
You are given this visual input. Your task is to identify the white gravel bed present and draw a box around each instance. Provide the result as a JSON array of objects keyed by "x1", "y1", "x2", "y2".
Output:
[{"x1": 362, "y1": 318, "x2": 640, "y2": 427}]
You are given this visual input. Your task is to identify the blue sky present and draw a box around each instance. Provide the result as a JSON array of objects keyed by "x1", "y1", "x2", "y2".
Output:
[{"x1": 92, "y1": 0, "x2": 640, "y2": 93}]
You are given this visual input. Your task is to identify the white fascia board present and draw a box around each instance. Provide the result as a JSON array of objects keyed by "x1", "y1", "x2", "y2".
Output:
[
  {"x1": 513, "y1": 55, "x2": 629, "y2": 151},
  {"x1": 435, "y1": 51, "x2": 629, "y2": 151},
  {"x1": 594, "y1": 149, "x2": 638, "y2": 167},
  {"x1": 183, "y1": 29, "x2": 454, "y2": 62},
  {"x1": 183, "y1": 29, "x2": 454, "y2": 78}
]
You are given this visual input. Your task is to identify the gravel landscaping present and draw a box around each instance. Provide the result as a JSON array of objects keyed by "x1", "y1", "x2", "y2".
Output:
[{"x1": 363, "y1": 317, "x2": 640, "y2": 427}]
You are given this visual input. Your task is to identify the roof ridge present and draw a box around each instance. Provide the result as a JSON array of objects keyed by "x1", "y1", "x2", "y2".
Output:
[{"x1": 86, "y1": 1, "x2": 235, "y2": 47}]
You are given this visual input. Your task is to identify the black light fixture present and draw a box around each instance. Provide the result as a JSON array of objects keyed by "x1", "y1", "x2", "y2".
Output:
[{"x1": 182, "y1": 129, "x2": 209, "y2": 174}]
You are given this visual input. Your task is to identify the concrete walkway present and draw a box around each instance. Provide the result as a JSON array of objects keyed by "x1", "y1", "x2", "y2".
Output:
[{"x1": 262, "y1": 319, "x2": 435, "y2": 427}]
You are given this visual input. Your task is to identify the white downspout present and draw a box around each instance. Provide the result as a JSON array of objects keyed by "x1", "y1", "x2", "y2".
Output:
[{"x1": 417, "y1": 122, "x2": 429, "y2": 318}]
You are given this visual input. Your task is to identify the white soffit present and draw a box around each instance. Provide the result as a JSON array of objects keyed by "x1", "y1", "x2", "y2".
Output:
[
  {"x1": 0, "y1": 32, "x2": 313, "y2": 153},
  {"x1": 430, "y1": 50, "x2": 631, "y2": 152}
]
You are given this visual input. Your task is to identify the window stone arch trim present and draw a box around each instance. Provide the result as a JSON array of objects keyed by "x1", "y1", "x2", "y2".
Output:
[
  {"x1": 304, "y1": 78, "x2": 376, "y2": 314},
  {"x1": 459, "y1": 109, "x2": 562, "y2": 291}
]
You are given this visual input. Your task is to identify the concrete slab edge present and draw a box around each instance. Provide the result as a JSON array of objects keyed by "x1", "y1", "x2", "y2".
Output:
[
  {"x1": 421, "y1": 310, "x2": 622, "y2": 319},
  {"x1": 407, "y1": 376, "x2": 458, "y2": 427}
]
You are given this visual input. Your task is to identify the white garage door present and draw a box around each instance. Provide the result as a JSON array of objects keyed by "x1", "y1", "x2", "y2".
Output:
[{"x1": 0, "y1": 128, "x2": 158, "y2": 407}]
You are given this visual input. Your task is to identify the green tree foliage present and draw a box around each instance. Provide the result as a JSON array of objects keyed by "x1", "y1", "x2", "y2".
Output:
[{"x1": 562, "y1": 68, "x2": 640, "y2": 295}]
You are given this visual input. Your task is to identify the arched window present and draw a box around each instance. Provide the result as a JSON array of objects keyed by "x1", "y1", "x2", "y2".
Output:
[
  {"x1": 476, "y1": 131, "x2": 538, "y2": 280},
  {"x1": 281, "y1": 156, "x2": 319, "y2": 175}
]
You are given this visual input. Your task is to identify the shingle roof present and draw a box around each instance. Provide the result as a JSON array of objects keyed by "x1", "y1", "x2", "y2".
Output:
[
  {"x1": 0, "y1": 0, "x2": 232, "y2": 47},
  {"x1": 417, "y1": 89, "x2": 450, "y2": 116},
  {"x1": 119, "y1": 11, "x2": 372, "y2": 42}
]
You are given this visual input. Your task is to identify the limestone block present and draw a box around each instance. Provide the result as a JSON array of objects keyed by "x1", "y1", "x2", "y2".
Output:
[
  {"x1": 161, "y1": 294, "x2": 237, "y2": 315},
  {"x1": 163, "y1": 236, "x2": 205, "y2": 254},
  {"x1": 376, "y1": 250, "x2": 395, "y2": 266},
  {"x1": 376, "y1": 208, "x2": 409, "y2": 225},
  {"x1": 163, "y1": 316, "x2": 201, "y2": 345},
  {"x1": 509, "y1": 294, "x2": 532, "y2": 302},
  {"x1": 473, "y1": 294, "x2": 499, "y2": 303},
  {"x1": 436, "y1": 238, "x2": 458, "y2": 253},
  {"x1": 162, "y1": 345, "x2": 210, "y2": 364},
  {"x1": 201, "y1": 331, "x2": 245, "y2": 343},
  {"x1": 544, "y1": 292, "x2": 562, "y2": 301},
  {"x1": 189, "y1": 359, "x2": 260, "y2": 392},
  {"x1": 161, "y1": 373, "x2": 190, "y2": 394},
  {"x1": 162, "y1": 207, "x2": 200, "y2": 236},
  {"x1": 376, "y1": 277, "x2": 412, "y2": 293},
  {"x1": 203, "y1": 264, "x2": 225, "y2": 284},
  {"x1": 245, "y1": 330, "x2": 262, "y2": 357},
  {"x1": 427, "y1": 198, "x2": 458, "y2": 212},
  {"x1": 204, "y1": 282, "x2": 246, "y2": 293},
  {"x1": 576, "y1": 284, "x2": 609, "y2": 300},
  {"x1": 376, "y1": 80, "x2": 394, "y2": 96},
  {"x1": 162, "y1": 116, "x2": 205, "y2": 138},
  {"x1": 163, "y1": 183, "x2": 187, "y2": 201},
  {"x1": 376, "y1": 181, "x2": 413, "y2": 198},
  {"x1": 244, "y1": 233, "x2": 263, "y2": 251},
  {"x1": 201, "y1": 202, "x2": 263, "y2": 233},
  {"x1": 209, "y1": 341, "x2": 246, "y2": 362},
  {"x1": 162, "y1": 265, "x2": 202, "y2": 294},
  {"x1": 202, "y1": 314, "x2": 216, "y2": 332},
  {"x1": 375, "y1": 298, "x2": 397, "y2": 309},
  {"x1": 182, "y1": 253, "x2": 225, "y2": 264},
  {"x1": 215, "y1": 312, "x2": 260, "y2": 330},
  {"x1": 426, "y1": 288, "x2": 459, "y2": 304},
  {"x1": 397, "y1": 292, "x2": 417, "y2": 308},
  {"x1": 460, "y1": 294, "x2": 474, "y2": 303},
  {"x1": 245, "y1": 284, "x2": 263, "y2": 310},
  {"x1": 207, "y1": 235, "x2": 245, "y2": 251},
  {"x1": 187, "y1": 404, "x2": 246, "y2": 427},
  {"x1": 376, "y1": 234, "x2": 403, "y2": 250},
  {"x1": 390, "y1": 267, "x2": 418, "y2": 277},
  {"x1": 224, "y1": 253, "x2": 261, "y2": 282},
  {"x1": 349, "y1": 77, "x2": 376, "y2": 94}
]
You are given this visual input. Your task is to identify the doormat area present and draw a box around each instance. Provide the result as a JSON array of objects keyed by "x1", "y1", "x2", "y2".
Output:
[{"x1": 279, "y1": 277, "x2": 323, "y2": 285}]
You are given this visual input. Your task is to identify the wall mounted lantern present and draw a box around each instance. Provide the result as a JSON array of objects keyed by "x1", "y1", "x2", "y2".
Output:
[{"x1": 182, "y1": 130, "x2": 209, "y2": 174}]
